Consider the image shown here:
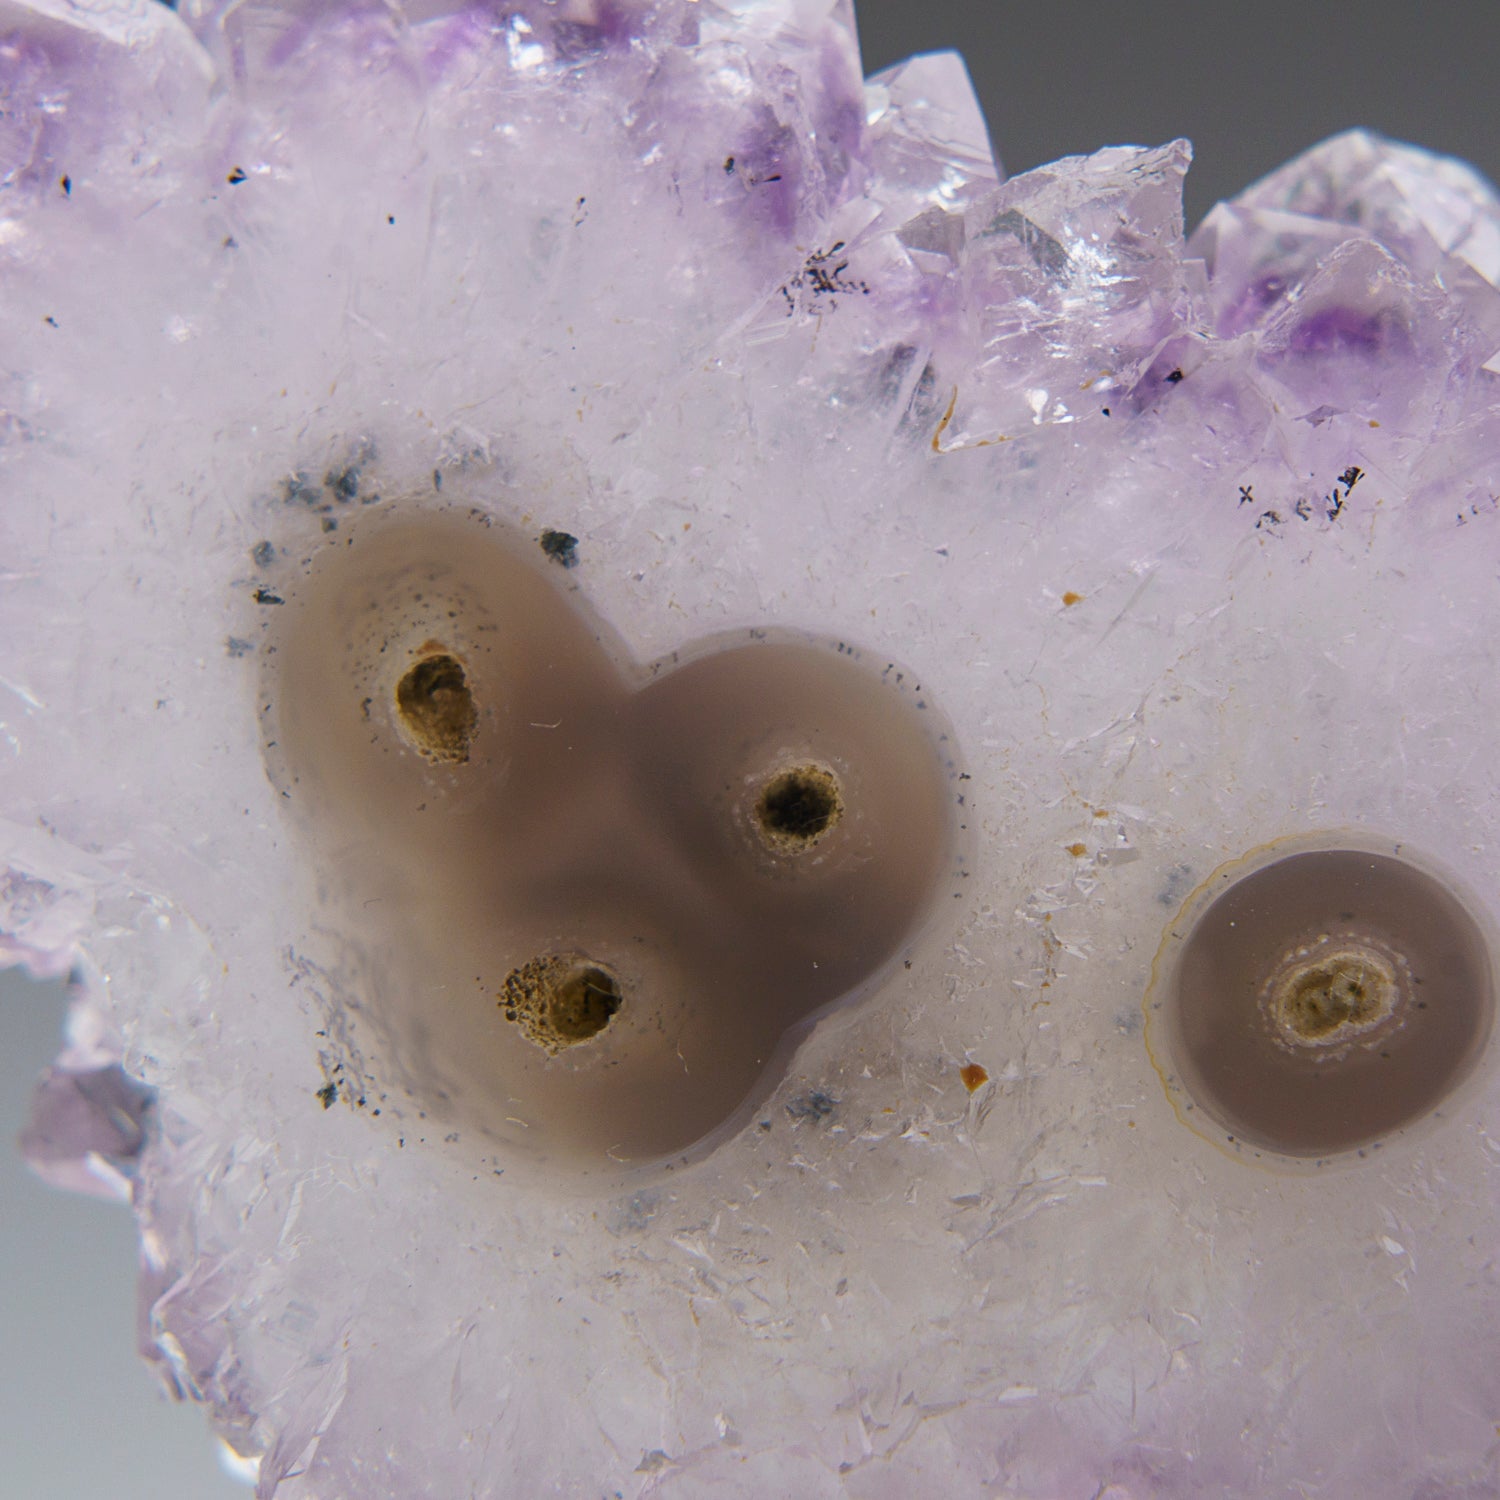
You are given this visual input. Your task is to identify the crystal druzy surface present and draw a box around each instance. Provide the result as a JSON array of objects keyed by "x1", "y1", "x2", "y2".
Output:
[{"x1": 4, "y1": 1, "x2": 1500, "y2": 1496}]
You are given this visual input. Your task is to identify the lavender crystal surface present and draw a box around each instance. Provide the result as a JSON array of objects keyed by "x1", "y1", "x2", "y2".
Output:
[{"x1": 3, "y1": 2, "x2": 1499, "y2": 1496}]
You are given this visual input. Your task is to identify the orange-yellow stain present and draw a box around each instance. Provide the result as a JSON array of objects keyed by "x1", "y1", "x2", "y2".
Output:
[
  {"x1": 1061, "y1": 591, "x2": 1084, "y2": 607},
  {"x1": 1093, "y1": 808, "x2": 1110, "y2": 819},
  {"x1": 931, "y1": 387, "x2": 959, "y2": 452},
  {"x1": 960, "y1": 1063, "x2": 989, "y2": 1093},
  {"x1": 1067, "y1": 842, "x2": 1088, "y2": 857},
  {"x1": 931, "y1": 385, "x2": 1012, "y2": 454}
]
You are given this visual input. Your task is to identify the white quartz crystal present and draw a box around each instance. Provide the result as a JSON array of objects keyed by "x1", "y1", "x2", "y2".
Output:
[{"x1": 4, "y1": 1, "x2": 1499, "y2": 1495}]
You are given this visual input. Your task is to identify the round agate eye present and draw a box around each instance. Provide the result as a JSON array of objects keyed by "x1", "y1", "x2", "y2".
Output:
[
  {"x1": 1147, "y1": 840, "x2": 1496, "y2": 1160},
  {"x1": 626, "y1": 640, "x2": 958, "y2": 1007}
]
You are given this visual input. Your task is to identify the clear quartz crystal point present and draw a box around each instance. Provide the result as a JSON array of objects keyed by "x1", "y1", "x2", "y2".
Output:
[{"x1": 3, "y1": 2, "x2": 1499, "y2": 1497}]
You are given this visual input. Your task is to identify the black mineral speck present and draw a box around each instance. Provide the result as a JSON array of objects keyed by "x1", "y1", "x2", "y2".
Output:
[
  {"x1": 316, "y1": 1083, "x2": 337, "y2": 1109},
  {"x1": 251, "y1": 540, "x2": 275, "y2": 569},
  {"x1": 779, "y1": 241, "x2": 869, "y2": 312},
  {"x1": 327, "y1": 463, "x2": 361, "y2": 502},
  {"x1": 540, "y1": 529, "x2": 579, "y2": 568},
  {"x1": 227, "y1": 165, "x2": 248, "y2": 185},
  {"x1": 786, "y1": 1089, "x2": 837, "y2": 1122},
  {"x1": 282, "y1": 472, "x2": 324, "y2": 509}
]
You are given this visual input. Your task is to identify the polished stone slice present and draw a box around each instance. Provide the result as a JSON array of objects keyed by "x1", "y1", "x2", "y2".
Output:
[{"x1": 3, "y1": 2, "x2": 1499, "y2": 1497}]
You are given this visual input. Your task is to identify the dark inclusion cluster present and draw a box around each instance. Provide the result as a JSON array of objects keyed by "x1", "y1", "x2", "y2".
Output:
[{"x1": 263, "y1": 511, "x2": 961, "y2": 1170}]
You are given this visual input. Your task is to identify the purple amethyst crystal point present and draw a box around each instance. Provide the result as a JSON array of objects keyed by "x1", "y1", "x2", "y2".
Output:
[
  {"x1": 863, "y1": 49, "x2": 1001, "y2": 219},
  {"x1": 21, "y1": 1062, "x2": 153, "y2": 1200},
  {"x1": 1191, "y1": 128, "x2": 1500, "y2": 494},
  {"x1": 4, "y1": 3, "x2": 1499, "y2": 1498},
  {"x1": 938, "y1": 138, "x2": 1197, "y2": 450},
  {"x1": 1198, "y1": 127, "x2": 1500, "y2": 317}
]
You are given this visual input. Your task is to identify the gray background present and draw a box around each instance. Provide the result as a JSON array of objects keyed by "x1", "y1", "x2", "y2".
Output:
[
  {"x1": 858, "y1": 0, "x2": 1500, "y2": 230},
  {"x1": 4, "y1": 2, "x2": 1498, "y2": 1496}
]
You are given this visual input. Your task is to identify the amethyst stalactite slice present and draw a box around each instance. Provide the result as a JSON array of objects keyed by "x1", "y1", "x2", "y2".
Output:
[{"x1": 3, "y1": 2, "x2": 1499, "y2": 1497}]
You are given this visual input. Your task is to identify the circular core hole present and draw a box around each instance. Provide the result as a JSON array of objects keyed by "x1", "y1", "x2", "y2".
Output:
[
  {"x1": 754, "y1": 763, "x2": 843, "y2": 852},
  {"x1": 500, "y1": 955, "x2": 623, "y2": 1052},
  {"x1": 1148, "y1": 842, "x2": 1495, "y2": 1159},
  {"x1": 394, "y1": 650, "x2": 477, "y2": 764}
]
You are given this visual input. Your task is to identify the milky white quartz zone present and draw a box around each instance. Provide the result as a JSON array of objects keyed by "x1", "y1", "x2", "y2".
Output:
[{"x1": 1, "y1": 2, "x2": 1499, "y2": 1497}]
